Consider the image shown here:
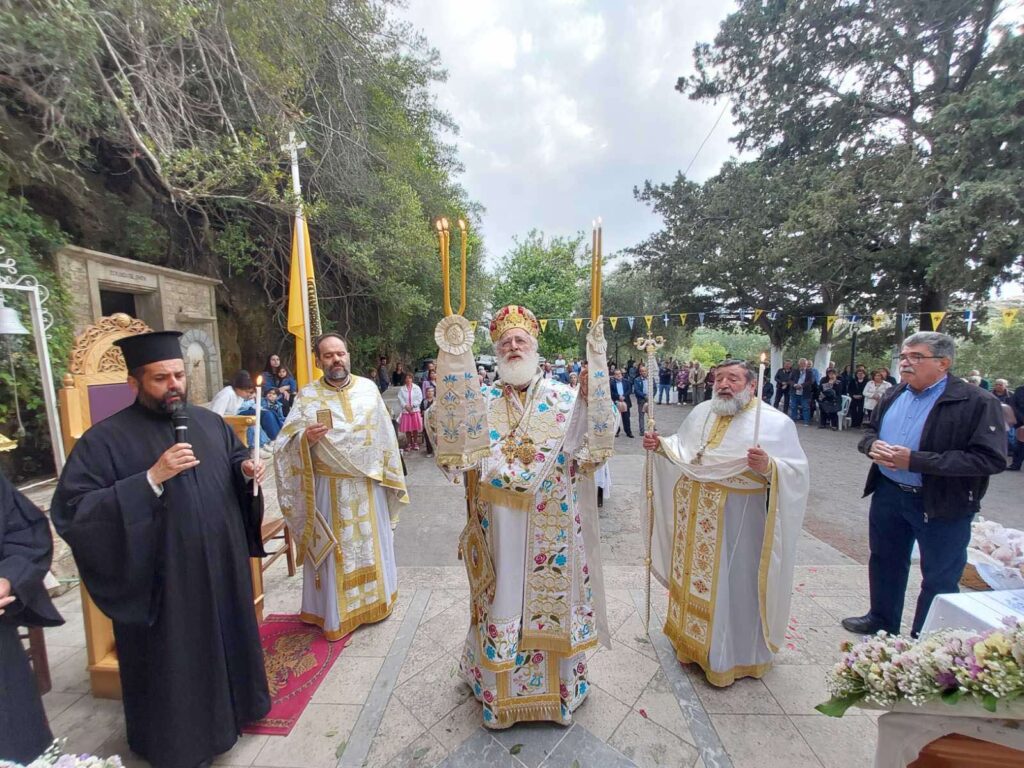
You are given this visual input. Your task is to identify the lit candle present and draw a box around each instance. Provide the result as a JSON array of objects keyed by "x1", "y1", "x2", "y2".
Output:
[
  {"x1": 591, "y1": 220, "x2": 598, "y2": 321},
  {"x1": 753, "y1": 353, "x2": 766, "y2": 447},
  {"x1": 458, "y1": 219, "x2": 468, "y2": 315},
  {"x1": 253, "y1": 374, "x2": 262, "y2": 497},
  {"x1": 596, "y1": 217, "x2": 603, "y2": 313}
]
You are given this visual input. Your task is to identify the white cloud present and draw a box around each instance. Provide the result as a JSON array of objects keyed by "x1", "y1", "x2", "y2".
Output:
[{"x1": 399, "y1": 0, "x2": 741, "y2": 263}]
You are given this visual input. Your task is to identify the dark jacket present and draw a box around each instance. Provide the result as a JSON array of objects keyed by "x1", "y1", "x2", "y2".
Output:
[
  {"x1": 633, "y1": 377, "x2": 650, "y2": 401},
  {"x1": 610, "y1": 378, "x2": 633, "y2": 409},
  {"x1": 859, "y1": 374, "x2": 1006, "y2": 520}
]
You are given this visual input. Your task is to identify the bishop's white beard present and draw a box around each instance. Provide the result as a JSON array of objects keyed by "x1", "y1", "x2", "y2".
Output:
[
  {"x1": 710, "y1": 387, "x2": 753, "y2": 416},
  {"x1": 496, "y1": 349, "x2": 540, "y2": 388}
]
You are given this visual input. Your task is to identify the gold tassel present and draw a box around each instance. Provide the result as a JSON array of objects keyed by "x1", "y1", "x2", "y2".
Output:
[{"x1": 315, "y1": 572, "x2": 321, "y2": 590}]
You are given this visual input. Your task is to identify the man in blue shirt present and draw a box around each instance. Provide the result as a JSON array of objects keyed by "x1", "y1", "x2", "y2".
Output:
[{"x1": 842, "y1": 332, "x2": 1006, "y2": 637}]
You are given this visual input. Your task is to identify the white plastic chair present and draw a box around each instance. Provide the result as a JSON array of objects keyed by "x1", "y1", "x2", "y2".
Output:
[{"x1": 838, "y1": 394, "x2": 852, "y2": 431}]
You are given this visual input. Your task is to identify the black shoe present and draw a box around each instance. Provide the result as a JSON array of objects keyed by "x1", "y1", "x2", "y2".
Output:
[
  {"x1": 1010, "y1": 464, "x2": 1022, "y2": 471},
  {"x1": 841, "y1": 614, "x2": 886, "y2": 635},
  {"x1": 626, "y1": 434, "x2": 634, "y2": 438}
]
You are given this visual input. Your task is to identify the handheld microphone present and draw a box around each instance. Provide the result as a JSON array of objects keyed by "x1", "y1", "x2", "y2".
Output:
[{"x1": 172, "y1": 412, "x2": 189, "y2": 444}]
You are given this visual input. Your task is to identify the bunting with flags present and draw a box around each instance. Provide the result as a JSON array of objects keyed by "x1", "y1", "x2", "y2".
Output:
[
  {"x1": 574, "y1": 317, "x2": 584, "y2": 332},
  {"x1": 1002, "y1": 308, "x2": 1019, "y2": 328},
  {"x1": 964, "y1": 309, "x2": 975, "y2": 333},
  {"x1": 929, "y1": 311, "x2": 946, "y2": 330},
  {"x1": 609, "y1": 316, "x2": 619, "y2": 330},
  {"x1": 753, "y1": 309, "x2": 764, "y2": 324}
]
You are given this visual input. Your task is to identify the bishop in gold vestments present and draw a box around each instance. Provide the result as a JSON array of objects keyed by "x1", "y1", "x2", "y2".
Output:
[{"x1": 274, "y1": 333, "x2": 408, "y2": 640}]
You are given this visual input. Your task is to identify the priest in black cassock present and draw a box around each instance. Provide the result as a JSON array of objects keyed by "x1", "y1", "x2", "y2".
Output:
[
  {"x1": 0, "y1": 472, "x2": 64, "y2": 763},
  {"x1": 51, "y1": 331, "x2": 271, "y2": 768}
]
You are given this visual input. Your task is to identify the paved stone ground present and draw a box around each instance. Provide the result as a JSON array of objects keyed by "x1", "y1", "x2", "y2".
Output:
[{"x1": 35, "y1": 398, "x2": 1022, "y2": 768}]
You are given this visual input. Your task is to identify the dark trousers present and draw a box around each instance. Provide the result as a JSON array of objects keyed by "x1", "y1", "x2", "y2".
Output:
[
  {"x1": 773, "y1": 386, "x2": 789, "y2": 413},
  {"x1": 1011, "y1": 436, "x2": 1024, "y2": 470},
  {"x1": 616, "y1": 405, "x2": 633, "y2": 437},
  {"x1": 636, "y1": 398, "x2": 648, "y2": 435},
  {"x1": 677, "y1": 385, "x2": 688, "y2": 404},
  {"x1": 849, "y1": 397, "x2": 865, "y2": 428},
  {"x1": 867, "y1": 476, "x2": 973, "y2": 636}
]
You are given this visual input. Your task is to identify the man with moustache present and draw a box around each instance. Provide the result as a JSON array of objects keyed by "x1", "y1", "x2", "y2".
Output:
[
  {"x1": 429, "y1": 305, "x2": 613, "y2": 728},
  {"x1": 273, "y1": 332, "x2": 407, "y2": 640},
  {"x1": 643, "y1": 360, "x2": 809, "y2": 686},
  {"x1": 842, "y1": 332, "x2": 1006, "y2": 638},
  {"x1": 50, "y1": 331, "x2": 270, "y2": 768}
]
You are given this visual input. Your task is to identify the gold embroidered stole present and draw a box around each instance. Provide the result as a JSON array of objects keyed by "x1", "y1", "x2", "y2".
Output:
[{"x1": 663, "y1": 412, "x2": 768, "y2": 676}]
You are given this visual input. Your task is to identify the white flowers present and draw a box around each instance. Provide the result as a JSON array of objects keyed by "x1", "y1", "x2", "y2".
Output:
[
  {"x1": 817, "y1": 620, "x2": 1024, "y2": 717},
  {"x1": 0, "y1": 741, "x2": 123, "y2": 768}
]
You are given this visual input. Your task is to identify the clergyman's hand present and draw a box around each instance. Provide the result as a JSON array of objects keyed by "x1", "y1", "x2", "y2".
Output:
[
  {"x1": 0, "y1": 577, "x2": 14, "y2": 616},
  {"x1": 642, "y1": 431, "x2": 659, "y2": 451},
  {"x1": 241, "y1": 458, "x2": 266, "y2": 485},
  {"x1": 149, "y1": 443, "x2": 200, "y2": 485},
  {"x1": 747, "y1": 447, "x2": 770, "y2": 475},
  {"x1": 305, "y1": 423, "x2": 329, "y2": 445}
]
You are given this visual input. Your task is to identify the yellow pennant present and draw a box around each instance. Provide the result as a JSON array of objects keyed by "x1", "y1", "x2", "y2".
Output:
[
  {"x1": 644, "y1": 315, "x2": 653, "y2": 330},
  {"x1": 574, "y1": 317, "x2": 583, "y2": 332},
  {"x1": 469, "y1": 320, "x2": 477, "y2": 332},
  {"x1": 872, "y1": 312, "x2": 885, "y2": 329},
  {"x1": 609, "y1": 316, "x2": 619, "y2": 330},
  {"x1": 753, "y1": 309, "x2": 764, "y2": 324},
  {"x1": 679, "y1": 313, "x2": 687, "y2": 325},
  {"x1": 1002, "y1": 308, "x2": 1019, "y2": 328},
  {"x1": 540, "y1": 318, "x2": 549, "y2": 332},
  {"x1": 786, "y1": 317, "x2": 794, "y2": 329},
  {"x1": 929, "y1": 311, "x2": 946, "y2": 330},
  {"x1": 826, "y1": 315, "x2": 837, "y2": 332}
]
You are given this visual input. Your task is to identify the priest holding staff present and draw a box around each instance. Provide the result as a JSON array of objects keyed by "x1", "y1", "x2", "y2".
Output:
[
  {"x1": 274, "y1": 331, "x2": 407, "y2": 640},
  {"x1": 643, "y1": 359, "x2": 809, "y2": 686}
]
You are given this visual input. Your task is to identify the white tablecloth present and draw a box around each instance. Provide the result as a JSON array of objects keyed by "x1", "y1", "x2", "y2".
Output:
[
  {"x1": 873, "y1": 591, "x2": 1024, "y2": 767},
  {"x1": 920, "y1": 589, "x2": 1024, "y2": 635}
]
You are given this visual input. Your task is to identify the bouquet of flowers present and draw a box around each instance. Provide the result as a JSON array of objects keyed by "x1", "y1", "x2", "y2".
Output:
[
  {"x1": 0, "y1": 741, "x2": 123, "y2": 768},
  {"x1": 817, "y1": 619, "x2": 1024, "y2": 717}
]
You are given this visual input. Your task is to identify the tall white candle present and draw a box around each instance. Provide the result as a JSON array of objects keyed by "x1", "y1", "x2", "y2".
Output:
[
  {"x1": 753, "y1": 354, "x2": 766, "y2": 446},
  {"x1": 253, "y1": 375, "x2": 262, "y2": 497}
]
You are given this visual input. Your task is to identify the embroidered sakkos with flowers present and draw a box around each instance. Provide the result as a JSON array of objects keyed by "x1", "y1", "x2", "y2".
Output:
[{"x1": 429, "y1": 305, "x2": 614, "y2": 729}]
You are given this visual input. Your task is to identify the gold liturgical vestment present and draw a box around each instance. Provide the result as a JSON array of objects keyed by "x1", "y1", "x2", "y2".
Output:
[
  {"x1": 274, "y1": 376, "x2": 408, "y2": 640},
  {"x1": 651, "y1": 399, "x2": 809, "y2": 686}
]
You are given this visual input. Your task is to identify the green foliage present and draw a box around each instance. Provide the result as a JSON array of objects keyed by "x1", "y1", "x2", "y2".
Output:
[
  {"x1": 122, "y1": 210, "x2": 170, "y2": 263},
  {"x1": 492, "y1": 230, "x2": 588, "y2": 359},
  {"x1": 211, "y1": 220, "x2": 260, "y2": 276},
  {"x1": 0, "y1": 189, "x2": 74, "y2": 479},
  {"x1": 954, "y1": 319, "x2": 1024, "y2": 385}
]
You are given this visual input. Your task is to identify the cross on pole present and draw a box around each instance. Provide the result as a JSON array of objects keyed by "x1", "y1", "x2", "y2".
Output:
[{"x1": 282, "y1": 131, "x2": 313, "y2": 383}]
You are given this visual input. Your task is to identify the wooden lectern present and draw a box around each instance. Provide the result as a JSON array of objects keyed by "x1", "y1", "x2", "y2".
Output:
[{"x1": 58, "y1": 315, "x2": 278, "y2": 699}]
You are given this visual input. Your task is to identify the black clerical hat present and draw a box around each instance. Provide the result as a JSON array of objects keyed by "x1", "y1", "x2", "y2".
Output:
[{"x1": 114, "y1": 331, "x2": 184, "y2": 371}]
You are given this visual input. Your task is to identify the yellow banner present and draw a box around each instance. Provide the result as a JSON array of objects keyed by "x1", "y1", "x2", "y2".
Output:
[
  {"x1": 786, "y1": 317, "x2": 794, "y2": 329},
  {"x1": 872, "y1": 312, "x2": 885, "y2": 329},
  {"x1": 609, "y1": 316, "x2": 618, "y2": 330},
  {"x1": 753, "y1": 309, "x2": 764, "y2": 324},
  {"x1": 574, "y1": 318, "x2": 583, "y2": 332},
  {"x1": 469, "y1": 320, "x2": 478, "y2": 333},
  {"x1": 929, "y1": 311, "x2": 946, "y2": 330},
  {"x1": 1003, "y1": 308, "x2": 1019, "y2": 328},
  {"x1": 540, "y1": 318, "x2": 549, "y2": 332},
  {"x1": 679, "y1": 313, "x2": 687, "y2": 326},
  {"x1": 287, "y1": 217, "x2": 324, "y2": 389},
  {"x1": 644, "y1": 315, "x2": 653, "y2": 330},
  {"x1": 826, "y1": 315, "x2": 837, "y2": 332}
]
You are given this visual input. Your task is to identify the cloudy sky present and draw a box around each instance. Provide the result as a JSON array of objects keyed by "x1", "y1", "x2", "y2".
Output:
[{"x1": 398, "y1": 0, "x2": 739, "y2": 266}]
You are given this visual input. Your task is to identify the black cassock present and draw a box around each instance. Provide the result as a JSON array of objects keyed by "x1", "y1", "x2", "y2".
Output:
[
  {"x1": 0, "y1": 473, "x2": 64, "y2": 763},
  {"x1": 51, "y1": 403, "x2": 271, "y2": 768}
]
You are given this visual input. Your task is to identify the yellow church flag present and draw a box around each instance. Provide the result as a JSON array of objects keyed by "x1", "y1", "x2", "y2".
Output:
[
  {"x1": 679, "y1": 313, "x2": 687, "y2": 325},
  {"x1": 574, "y1": 318, "x2": 584, "y2": 332},
  {"x1": 609, "y1": 316, "x2": 619, "y2": 330},
  {"x1": 753, "y1": 309, "x2": 764, "y2": 324},
  {"x1": 872, "y1": 312, "x2": 885, "y2": 329},
  {"x1": 644, "y1": 315, "x2": 653, "y2": 330},
  {"x1": 786, "y1": 317, "x2": 794, "y2": 329},
  {"x1": 929, "y1": 311, "x2": 946, "y2": 330},
  {"x1": 826, "y1": 315, "x2": 837, "y2": 332},
  {"x1": 1003, "y1": 308, "x2": 1019, "y2": 328},
  {"x1": 287, "y1": 217, "x2": 323, "y2": 389},
  {"x1": 540, "y1": 318, "x2": 549, "y2": 332},
  {"x1": 469, "y1": 320, "x2": 478, "y2": 333}
]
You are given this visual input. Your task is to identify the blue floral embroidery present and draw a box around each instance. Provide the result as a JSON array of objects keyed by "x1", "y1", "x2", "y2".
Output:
[
  {"x1": 595, "y1": 370, "x2": 607, "y2": 378},
  {"x1": 443, "y1": 373, "x2": 458, "y2": 383},
  {"x1": 557, "y1": 454, "x2": 566, "y2": 465},
  {"x1": 579, "y1": 681, "x2": 588, "y2": 695},
  {"x1": 463, "y1": 371, "x2": 475, "y2": 379},
  {"x1": 483, "y1": 709, "x2": 493, "y2": 722},
  {"x1": 491, "y1": 478, "x2": 503, "y2": 488},
  {"x1": 560, "y1": 502, "x2": 568, "y2": 512},
  {"x1": 481, "y1": 518, "x2": 489, "y2": 529},
  {"x1": 538, "y1": 403, "x2": 550, "y2": 412},
  {"x1": 490, "y1": 429, "x2": 500, "y2": 441},
  {"x1": 474, "y1": 682, "x2": 482, "y2": 695},
  {"x1": 516, "y1": 653, "x2": 525, "y2": 665},
  {"x1": 555, "y1": 554, "x2": 567, "y2": 566},
  {"x1": 542, "y1": 479, "x2": 554, "y2": 491},
  {"x1": 485, "y1": 646, "x2": 497, "y2": 659}
]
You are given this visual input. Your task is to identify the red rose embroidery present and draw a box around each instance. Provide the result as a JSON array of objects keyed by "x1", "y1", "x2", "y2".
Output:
[
  {"x1": 537, "y1": 502, "x2": 547, "y2": 511},
  {"x1": 576, "y1": 662, "x2": 585, "y2": 674},
  {"x1": 534, "y1": 554, "x2": 546, "y2": 565},
  {"x1": 559, "y1": 683, "x2": 569, "y2": 698},
  {"x1": 582, "y1": 565, "x2": 589, "y2": 575},
  {"x1": 483, "y1": 690, "x2": 494, "y2": 703},
  {"x1": 556, "y1": 413, "x2": 566, "y2": 423},
  {"x1": 535, "y1": 452, "x2": 545, "y2": 462},
  {"x1": 487, "y1": 624, "x2": 498, "y2": 638},
  {"x1": 532, "y1": 653, "x2": 544, "y2": 664}
]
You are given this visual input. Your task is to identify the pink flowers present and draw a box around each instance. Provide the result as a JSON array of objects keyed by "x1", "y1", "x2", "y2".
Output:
[
  {"x1": 576, "y1": 662, "x2": 585, "y2": 675},
  {"x1": 559, "y1": 683, "x2": 569, "y2": 698},
  {"x1": 535, "y1": 452, "x2": 546, "y2": 462},
  {"x1": 483, "y1": 690, "x2": 494, "y2": 703},
  {"x1": 534, "y1": 554, "x2": 547, "y2": 565},
  {"x1": 532, "y1": 652, "x2": 544, "y2": 664},
  {"x1": 487, "y1": 624, "x2": 498, "y2": 638},
  {"x1": 556, "y1": 413, "x2": 566, "y2": 423}
]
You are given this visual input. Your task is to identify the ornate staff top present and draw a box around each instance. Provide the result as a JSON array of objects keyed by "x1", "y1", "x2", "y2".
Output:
[{"x1": 590, "y1": 218, "x2": 603, "y2": 323}]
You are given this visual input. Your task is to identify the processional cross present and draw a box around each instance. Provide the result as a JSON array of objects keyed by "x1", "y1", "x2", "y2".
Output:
[{"x1": 635, "y1": 332, "x2": 665, "y2": 630}]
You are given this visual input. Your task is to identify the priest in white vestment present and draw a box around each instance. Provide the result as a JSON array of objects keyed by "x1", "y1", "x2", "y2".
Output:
[
  {"x1": 429, "y1": 305, "x2": 614, "y2": 729},
  {"x1": 274, "y1": 333, "x2": 408, "y2": 640},
  {"x1": 644, "y1": 359, "x2": 809, "y2": 686}
]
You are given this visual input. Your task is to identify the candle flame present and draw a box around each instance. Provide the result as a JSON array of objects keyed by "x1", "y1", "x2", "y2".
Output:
[
  {"x1": 435, "y1": 219, "x2": 443, "y2": 232},
  {"x1": 597, "y1": 216, "x2": 603, "y2": 226},
  {"x1": 256, "y1": 374, "x2": 263, "y2": 386},
  {"x1": 441, "y1": 217, "x2": 449, "y2": 230},
  {"x1": 458, "y1": 218, "x2": 467, "y2": 231},
  {"x1": 760, "y1": 353, "x2": 767, "y2": 363}
]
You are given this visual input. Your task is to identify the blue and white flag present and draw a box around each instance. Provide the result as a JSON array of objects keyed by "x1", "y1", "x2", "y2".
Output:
[
  {"x1": 627, "y1": 316, "x2": 635, "y2": 330},
  {"x1": 557, "y1": 318, "x2": 565, "y2": 332},
  {"x1": 662, "y1": 313, "x2": 670, "y2": 327},
  {"x1": 964, "y1": 309, "x2": 975, "y2": 333},
  {"x1": 697, "y1": 312, "x2": 705, "y2": 326},
  {"x1": 805, "y1": 316, "x2": 815, "y2": 331}
]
